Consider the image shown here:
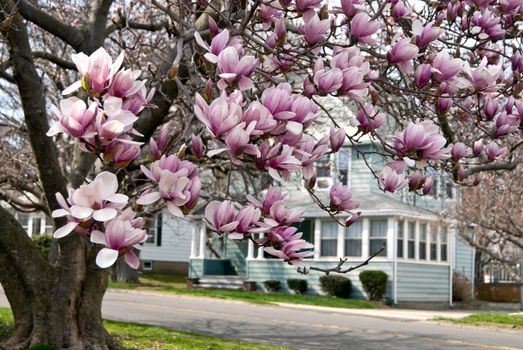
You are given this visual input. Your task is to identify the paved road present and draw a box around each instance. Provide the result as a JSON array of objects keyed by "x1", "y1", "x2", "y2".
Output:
[{"x1": 1, "y1": 289, "x2": 522, "y2": 350}]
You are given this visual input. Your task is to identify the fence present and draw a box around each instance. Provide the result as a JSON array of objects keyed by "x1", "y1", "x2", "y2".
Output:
[{"x1": 475, "y1": 283, "x2": 521, "y2": 303}]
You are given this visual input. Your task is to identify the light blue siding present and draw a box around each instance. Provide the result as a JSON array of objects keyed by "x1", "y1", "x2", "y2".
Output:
[
  {"x1": 188, "y1": 259, "x2": 204, "y2": 278},
  {"x1": 350, "y1": 144, "x2": 374, "y2": 192},
  {"x1": 454, "y1": 235, "x2": 475, "y2": 281},
  {"x1": 246, "y1": 260, "x2": 393, "y2": 299},
  {"x1": 396, "y1": 262, "x2": 450, "y2": 302}
]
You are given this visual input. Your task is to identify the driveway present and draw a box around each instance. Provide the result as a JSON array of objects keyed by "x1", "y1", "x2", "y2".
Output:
[{"x1": 1, "y1": 288, "x2": 522, "y2": 350}]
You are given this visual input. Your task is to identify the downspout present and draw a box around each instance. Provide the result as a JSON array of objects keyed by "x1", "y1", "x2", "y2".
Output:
[
  {"x1": 393, "y1": 217, "x2": 398, "y2": 305},
  {"x1": 449, "y1": 226, "x2": 454, "y2": 307},
  {"x1": 471, "y1": 231, "x2": 476, "y2": 299}
]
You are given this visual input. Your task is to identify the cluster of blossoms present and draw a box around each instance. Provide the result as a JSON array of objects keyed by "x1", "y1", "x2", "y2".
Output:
[
  {"x1": 52, "y1": 172, "x2": 147, "y2": 269},
  {"x1": 48, "y1": 49, "x2": 202, "y2": 269},
  {"x1": 204, "y1": 187, "x2": 314, "y2": 266},
  {"x1": 47, "y1": 48, "x2": 155, "y2": 167}
]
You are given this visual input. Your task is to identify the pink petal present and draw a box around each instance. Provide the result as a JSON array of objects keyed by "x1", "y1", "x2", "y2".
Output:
[
  {"x1": 96, "y1": 248, "x2": 119, "y2": 268},
  {"x1": 53, "y1": 222, "x2": 79, "y2": 239},
  {"x1": 93, "y1": 208, "x2": 117, "y2": 222},
  {"x1": 124, "y1": 250, "x2": 140, "y2": 269},
  {"x1": 166, "y1": 201, "x2": 184, "y2": 217},
  {"x1": 70, "y1": 205, "x2": 94, "y2": 220},
  {"x1": 136, "y1": 191, "x2": 161, "y2": 205},
  {"x1": 90, "y1": 230, "x2": 108, "y2": 245}
]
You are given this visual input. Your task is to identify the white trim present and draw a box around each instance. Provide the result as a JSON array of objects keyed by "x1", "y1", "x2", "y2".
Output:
[
  {"x1": 337, "y1": 220, "x2": 345, "y2": 258},
  {"x1": 198, "y1": 224, "x2": 206, "y2": 259},
  {"x1": 314, "y1": 218, "x2": 321, "y2": 259},
  {"x1": 257, "y1": 233, "x2": 265, "y2": 260},
  {"x1": 392, "y1": 217, "x2": 398, "y2": 304},
  {"x1": 361, "y1": 217, "x2": 370, "y2": 260},
  {"x1": 386, "y1": 217, "x2": 395, "y2": 260},
  {"x1": 247, "y1": 238, "x2": 255, "y2": 259},
  {"x1": 190, "y1": 225, "x2": 198, "y2": 259},
  {"x1": 415, "y1": 221, "x2": 420, "y2": 261}
]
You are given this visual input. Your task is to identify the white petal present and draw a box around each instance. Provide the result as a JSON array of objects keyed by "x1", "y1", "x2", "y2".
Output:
[
  {"x1": 136, "y1": 191, "x2": 161, "y2": 205},
  {"x1": 286, "y1": 121, "x2": 303, "y2": 135},
  {"x1": 62, "y1": 81, "x2": 83, "y2": 95},
  {"x1": 46, "y1": 122, "x2": 66, "y2": 136},
  {"x1": 90, "y1": 230, "x2": 108, "y2": 245},
  {"x1": 167, "y1": 201, "x2": 184, "y2": 217},
  {"x1": 53, "y1": 222, "x2": 78, "y2": 239},
  {"x1": 106, "y1": 193, "x2": 129, "y2": 204},
  {"x1": 70, "y1": 206, "x2": 94, "y2": 220},
  {"x1": 96, "y1": 248, "x2": 119, "y2": 269},
  {"x1": 93, "y1": 208, "x2": 117, "y2": 222},
  {"x1": 52, "y1": 209, "x2": 69, "y2": 218}
]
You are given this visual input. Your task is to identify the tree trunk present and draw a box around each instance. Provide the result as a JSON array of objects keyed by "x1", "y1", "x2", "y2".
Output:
[{"x1": 111, "y1": 258, "x2": 140, "y2": 284}]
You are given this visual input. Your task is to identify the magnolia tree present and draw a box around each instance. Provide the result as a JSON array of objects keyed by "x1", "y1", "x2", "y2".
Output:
[{"x1": 0, "y1": 0, "x2": 522, "y2": 348}]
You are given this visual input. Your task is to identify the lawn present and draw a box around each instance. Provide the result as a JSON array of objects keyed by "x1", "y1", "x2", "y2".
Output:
[
  {"x1": 435, "y1": 313, "x2": 523, "y2": 329},
  {"x1": 109, "y1": 273, "x2": 380, "y2": 309},
  {"x1": 0, "y1": 308, "x2": 289, "y2": 350}
]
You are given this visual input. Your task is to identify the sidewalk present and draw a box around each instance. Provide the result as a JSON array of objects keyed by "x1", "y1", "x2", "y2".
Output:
[
  {"x1": 273, "y1": 302, "x2": 478, "y2": 321},
  {"x1": 106, "y1": 288, "x2": 479, "y2": 321}
]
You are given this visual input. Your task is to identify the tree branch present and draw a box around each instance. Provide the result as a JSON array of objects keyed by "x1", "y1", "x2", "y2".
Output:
[
  {"x1": 32, "y1": 51, "x2": 76, "y2": 70},
  {"x1": 16, "y1": 0, "x2": 84, "y2": 51},
  {"x1": 464, "y1": 161, "x2": 517, "y2": 177}
]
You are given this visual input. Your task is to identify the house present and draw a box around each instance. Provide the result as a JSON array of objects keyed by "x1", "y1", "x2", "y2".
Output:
[
  {"x1": 139, "y1": 210, "x2": 193, "y2": 274},
  {"x1": 187, "y1": 141, "x2": 476, "y2": 306}
]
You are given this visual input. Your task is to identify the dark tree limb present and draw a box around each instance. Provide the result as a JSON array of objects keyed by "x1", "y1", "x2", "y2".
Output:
[
  {"x1": 464, "y1": 161, "x2": 517, "y2": 177},
  {"x1": 16, "y1": 0, "x2": 85, "y2": 51},
  {"x1": 32, "y1": 51, "x2": 76, "y2": 70}
]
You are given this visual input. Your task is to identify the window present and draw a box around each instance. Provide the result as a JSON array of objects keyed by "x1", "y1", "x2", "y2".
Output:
[
  {"x1": 320, "y1": 221, "x2": 338, "y2": 257},
  {"x1": 397, "y1": 220, "x2": 404, "y2": 258},
  {"x1": 344, "y1": 220, "x2": 362, "y2": 257},
  {"x1": 32, "y1": 217, "x2": 42, "y2": 235},
  {"x1": 407, "y1": 222, "x2": 415, "y2": 259},
  {"x1": 337, "y1": 148, "x2": 350, "y2": 186},
  {"x1": 445, "y1": 183, "x2": 453, "y2": 199},
  {"x1": 430, "y1": 225, "x2": 437, "y2": 261},
  {"x1": 146, "y1": 213, "x2": 163, "y2": 246},
  {"x1": 440, "y1": 226, "x2": 448, "y2": 261},
  {"x1": 142, "y1": 261, "x2": 153, "y2": 271},
  {"x1": 316, "y1": 154, "x2": 331, "y2": 178},
  {"x1": 44, "y1": 216, "x2": 54, "y2": 234},
  {"x1": 419, "y1": 223, "x2": 427, "y2": 260},
  {"x1": 369, "y1": 220, "x2": 387, "y2": 257},
  {"x1": 18, "y1": 213, "x2": 30, "y2": 234}
]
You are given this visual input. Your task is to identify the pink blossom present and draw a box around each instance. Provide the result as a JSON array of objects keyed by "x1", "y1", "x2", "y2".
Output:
[
  {"x1": 412, "y1": 20, "x2": 442, "y2": 47},
  {"x1": 461, "y1": 57, "x2": 501, "y2": 91},
  {"x1": 104, "y1": 139, "x2": 141, "y2": 168},
  {"x1": 138, "y1": 155, "x2": 200, "y2": 216},
  {"x1": 299, "y1": 14, "x2": 330, "y2": 45},
  {"x1": 408, "y1": 172, "x2": 426, "y2": 191},
  {"x1": 194, "y1": 29, "x2": 231, "y2": 63},
  {"x1": 264, "y1": 239, "x2": 314, "y2": 267},
  {"x1": 107, "y1": 69, "x2": 144, "y2": 99},
  {"x1": 150, "y1": 122, "x2": 170, "y2": 160},
  {"x1": 415, "y1": 64, "x2": 431, "y2": 88},
  {"x1": 422, "y1": 177, "x2": 433, "y2": 195},
  {"x1": 63, "y1": 47, "x2": 123, "y2": 95},
  {"x1": 470, "y1": 9, "x2": 505, "y2": 40},
  {"x1": 387, "y1": 38, "x2": 419, "y2": 73},
  {"x1": 329, "y1": 127, "x2": 345, "y2": 152},
  {"x1": 90, "y1": 217, "x2": 147, "y2": 269},
  {"x1": 47, "y1": 97, "x2": 97, "y2": 138},
  {"x1": 392, "y1": 122, "x2": 449, "y2": 161},
  {"x1": 52, "y1": 172, "x2": 129, "y2": 238},
  {"x1": 121, "y1": 85, "x2": 156, "y2": 115},
  {"x1": 379, "y1": 166, "x2": 408, "y2": 193},
  {"x1": 333, "y1": 0, "x2": 363, "y2": 17},
  {"x1": 473, "y1": 139, "x2": 484, "y2": 156},
  {"x1": 329, "y1": 182, "x2": 358, "y2": 212},
  {"x1": 295, "y1": 0, "x2": 323, "y2": 13},
  {"x1": 431, "y1": 52, "x2": 462, "y2": 83},
  {"x1": 217, "y1": 47, "x2": 258, "y2": 90},
  {"x1": 483, "y1": 99, "x2": 498, "y2": 120},
  {"x1": 344, "y1": 212, "x2": 360, "y2": 227},
  {"x1": 261, "y1": 83, "x2": 295, "y2": 120},
  {"x1": 194, "y1": 92, "x2": 243, "y2": 138},
  {"x1": 437, "y1": 96, "x2": 453, "y2": 114},
  {"x1": 191, "y1": 134, "x2": 205, "y2": 159},
  {"x1": 494, "y1": 112, "x2": 519, "y2": 138},
  {"x1": 392, "y1": 1, "x2": 407, "y2": 19},
  {"x1": 356, "y1": 105, "x2": 385, "y2": 133},
  {"x1": 450, "y1": 142, "x2": 468, "y2": 161},
  {"x1": 349, "y1": 12, "x2": 380, "y2": 43},
  {"x1": 229, "y1": 205, "x2": 263, "y2": 239},
  {"x1": 484, "y1": 143, "x2": 507, "y2": 160},
  {"x1": 247, "y1": 186, "x2": 288, "y2": 216},
  {"x1": 293, "y1": 135, "x2": 329, "y2": 179},
  {"x1": 259, "y1": 144, "x2": 302, "y2": 181},
  {"x1": 204, "y1": 200, "x2": 239, "y2": 234}
]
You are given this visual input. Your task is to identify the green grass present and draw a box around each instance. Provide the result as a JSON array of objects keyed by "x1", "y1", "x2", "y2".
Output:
[
  {"x1": 435, "y1": 313, "x2": 523, "y2": 329},
  {"x1": 0, "y1": 308, "x2": 288, "y2": 350},
  {"x1": 109, "y1": 273, "x2": 379, "y2": 309}
]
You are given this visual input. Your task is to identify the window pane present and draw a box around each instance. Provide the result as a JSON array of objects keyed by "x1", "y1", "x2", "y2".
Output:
[
  {"x1": 345, "y1": 239, "x2": 361, "y2": 256},
  {"x1": 408, "y1": 222, "x2": 415, "y2": 240},
  {"x1": 370, "y1": 239, "x2": 386, "y2": 256},
  {"x1": 32, "y1": 217, "x2": 41, "y2": 235},
  {"x1": 430, "y1": 243, "x2": 437, "y2": 260},
  {"x1": 321, "y1": 240, "x2": 337, "y2": 257},
  {"x1": 345, "y1": 220, "x2": 362, "y2": 238},
  {"x1": 419, "y1": 223, "x2": 426, "y2": 241},
  {"x1": 419, "y1": 242, "x2": 427, "y2": 260},
  {"x1": 370, "y1": 220, "x2": 387, "y2": 238},
  {"x1": 146, "y1": 216, "x2": 157, "y2": 244},
  {"x1": 397, "y1": 220, "x2": 404, "y2": 239},
  {"x1": 441, "y1": 244, "x2": 448, "y2": 261},
  {"x1": 322, "y1": 221, "x2": 338, "y2": 238},
  {"x1": 397, "y1": 239, "x2": 404, "y2": 258},
  {"x1": 18, "y1": 213, "x2": 29, "y2": 228},
  {"x1": 316, "y1": 154, "x2": 331, "y2": 177},
  {"x1": 408, "y1": 241, "x2": 415, "y2": 258},
  {"x1": 445, "y1": 183, "x2": 453, "y2": 199}
]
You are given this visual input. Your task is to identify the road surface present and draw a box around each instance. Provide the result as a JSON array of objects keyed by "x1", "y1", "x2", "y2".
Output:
[{"x1": 1, "y1": 289, "x2": 522, "y2": 349}]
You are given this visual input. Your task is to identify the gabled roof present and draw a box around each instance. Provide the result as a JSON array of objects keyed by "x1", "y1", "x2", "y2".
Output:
[{"x1": 286, "y1": 189, "x2": 439, "y2": 220}]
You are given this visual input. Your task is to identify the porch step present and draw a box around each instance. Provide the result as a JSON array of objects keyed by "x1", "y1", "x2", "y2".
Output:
[{"x1": 194, "y1": 275, "x2": 245, "y2": 290}]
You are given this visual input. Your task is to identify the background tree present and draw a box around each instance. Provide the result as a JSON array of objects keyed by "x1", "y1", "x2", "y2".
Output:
[{"x1": 0, "y1": 0, "x2": 522, "y2": 349}]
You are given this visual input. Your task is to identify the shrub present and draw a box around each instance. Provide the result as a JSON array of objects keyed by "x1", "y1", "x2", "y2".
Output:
[
  {"x1": 359, "y1": 270, "x2": 388, "y2": 301},
  {"x1": 287, "y1": 279, "x2": 308, "y2": 294},
  {"x1": 453, "y1": 272, "x2": 473, "y2": 303},
  {"x1": 32, "y1": 234, "x2": 53, "y2": 260},
  {"x1": 263, "y1": 280, "x2": 281, "y2": 292},
  {"x1": 319, "y1": 275, "x2": 352, "y2": 298}
]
